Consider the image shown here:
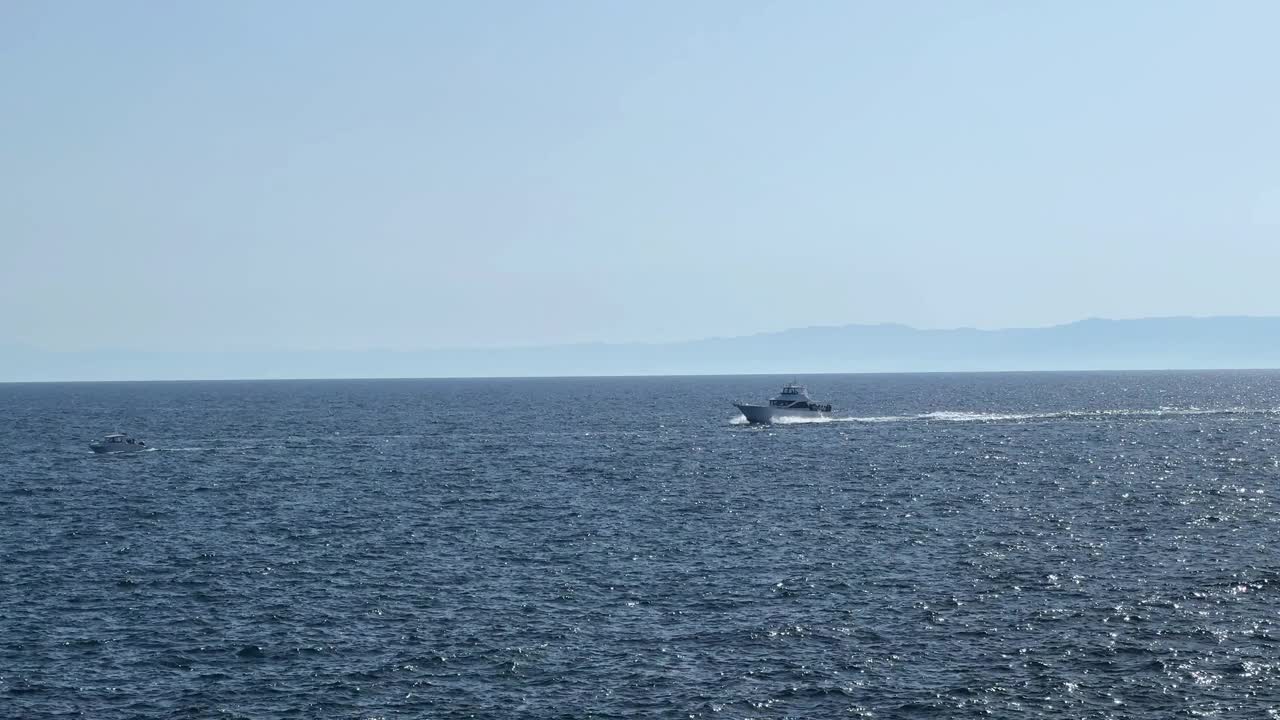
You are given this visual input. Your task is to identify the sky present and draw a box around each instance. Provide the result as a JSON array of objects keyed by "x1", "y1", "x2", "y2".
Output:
[{"x1": 3, "y1": 0, "x2": 1279, "y2": 353}]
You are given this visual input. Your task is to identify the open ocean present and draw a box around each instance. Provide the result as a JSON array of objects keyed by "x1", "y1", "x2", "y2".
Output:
[{"x1": 4, "y1": 370, "x2": 1280, "y2": 718}]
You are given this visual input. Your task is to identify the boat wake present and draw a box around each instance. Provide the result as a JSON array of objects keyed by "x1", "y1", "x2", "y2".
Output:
[{"x1": 732, "y1": 406, "x2": 1278, "y2": 426}]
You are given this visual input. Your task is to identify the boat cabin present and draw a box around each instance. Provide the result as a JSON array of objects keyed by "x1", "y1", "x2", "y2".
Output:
[
  {"x1": 103, "y1": 433, "x2": 142, "y2": 445},
  {"x1": 769, "y1": 384, "x2": 816, "y2": 409}
]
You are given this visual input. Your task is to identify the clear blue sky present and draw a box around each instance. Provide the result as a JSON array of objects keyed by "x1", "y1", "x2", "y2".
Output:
[{"x1": 3, "y1": 1, "x2": 1278, "y2": 352}]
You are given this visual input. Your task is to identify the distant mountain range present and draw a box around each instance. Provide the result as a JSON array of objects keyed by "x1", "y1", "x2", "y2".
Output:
[{"x1": 5, "y1": 316, "x2": 1280, "y2": 382}]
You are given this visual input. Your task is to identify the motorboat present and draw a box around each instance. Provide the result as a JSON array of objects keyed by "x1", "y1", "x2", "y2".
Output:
[
  {"x1": 734, "y1": 383, "x2": 833, "y2": 424},
  {"x1": 90, "y1": 433, "x2": 149, "y2": 453}
]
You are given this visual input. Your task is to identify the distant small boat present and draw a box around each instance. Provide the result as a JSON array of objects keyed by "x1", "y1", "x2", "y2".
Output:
[
  {"x1": 734, "y1": 383, "x2": 833, "y2": 424},
  {"x1": 90, "y1": 433, "x2": 148, "y2": 453}
]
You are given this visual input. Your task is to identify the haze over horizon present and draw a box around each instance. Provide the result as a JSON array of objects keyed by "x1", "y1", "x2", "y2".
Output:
[
  {"x1": 9, "y1": 313, "x2": 1277, "y2": 355},
  {"x1": 8, "y1": 315, "x2": 1280, "y2": 382},
  {"x1": 4, "y1": 1, "x2": 1280, "y2": 354},
  {"x1": 4, "y1": 313, "x2": 1276, "y2": 355}
]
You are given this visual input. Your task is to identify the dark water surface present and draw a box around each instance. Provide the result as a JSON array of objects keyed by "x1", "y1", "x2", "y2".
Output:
[{"x1": 4, "y1": 371, "x2": 1280, "y2": 718}]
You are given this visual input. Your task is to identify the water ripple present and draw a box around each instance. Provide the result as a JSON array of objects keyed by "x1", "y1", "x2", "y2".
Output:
[{"x1": 2, "y1": 371, "x2": 1280, "y2": 717}]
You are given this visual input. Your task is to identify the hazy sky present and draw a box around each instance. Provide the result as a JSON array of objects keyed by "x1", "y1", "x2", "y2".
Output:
[{"x1": 3, "y1": 1, "x2": 1279, "y2": 352}]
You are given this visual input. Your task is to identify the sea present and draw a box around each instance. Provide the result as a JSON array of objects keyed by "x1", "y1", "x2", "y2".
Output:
[{"x1": 3, "y1": 370, "x2": 1280, "y2": 718}]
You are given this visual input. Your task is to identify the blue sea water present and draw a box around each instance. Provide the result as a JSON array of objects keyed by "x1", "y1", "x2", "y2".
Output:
[{"x1": 3, "y1": 371, "x2": 1280, "y2": 718}]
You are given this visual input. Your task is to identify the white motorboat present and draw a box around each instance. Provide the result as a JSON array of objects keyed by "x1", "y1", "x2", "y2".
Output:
[{"x1": 734, "y1": 383, "x2": 833, "y2": 424}]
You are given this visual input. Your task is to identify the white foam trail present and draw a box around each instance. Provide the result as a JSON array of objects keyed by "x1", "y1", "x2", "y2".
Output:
[
  {"x1": 916, "y1": 410, "x2": 1048, "y2": 422},
  {"x1": 731, "y1": 406, "x2": 1279, "y2": 426},
  {"x1": 913, "y1": 407, "x2": 1275, "y2": 423}
]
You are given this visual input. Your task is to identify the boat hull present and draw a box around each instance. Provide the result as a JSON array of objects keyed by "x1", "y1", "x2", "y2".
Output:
[
  {"x1": 90, "y1": 443, "x2": 147, "y2": 453},
  {"x1": 734, "y1": 403, "x2": 831, "y2": 424}
]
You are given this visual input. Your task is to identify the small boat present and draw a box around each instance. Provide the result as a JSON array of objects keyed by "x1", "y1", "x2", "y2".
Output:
[
  {"x1": 90, "y1": 433, "x2": 149, "y2": 453},
  {"x1": 734, "y1": 383, "x2": 833, "y2": 424}
]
